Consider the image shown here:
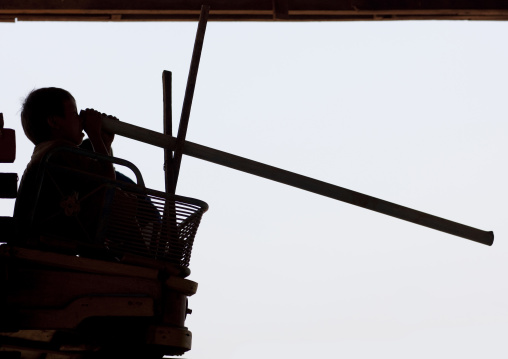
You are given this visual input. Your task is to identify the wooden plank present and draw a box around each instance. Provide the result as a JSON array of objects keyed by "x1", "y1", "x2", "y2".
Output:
[
  {"x1": 7, "y1": 268, "x2": 160, "y2": 307},
  {"x1": 18, "y1": 296, "x2": 154, "y2": 329},
  {"x1": 10, "y1": 14, "x2": 508, "y2": 22},
  {"x1": 2, "y1": 0, "x2": 508, "y2": 21},
  {"x1": 290, "y1": 0, "x2": 508, "y2": 11},
  {"x1": 0, "y1": 0, "x2": 273, "y2": 12},
  {"x1": 1, "y1": 0, "x2": 508, "y2": 12},
  {"x1": 0, "y1": 246, "x2": 159, "y2": 279},
  {"x1": 101, "y1": 117, "x2": 494, "y2": 246}
]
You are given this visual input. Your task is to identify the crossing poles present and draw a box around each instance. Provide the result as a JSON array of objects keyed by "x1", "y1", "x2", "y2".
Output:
[{"x1": 102, "y1": 117, "x2": 494, "y2": 246}]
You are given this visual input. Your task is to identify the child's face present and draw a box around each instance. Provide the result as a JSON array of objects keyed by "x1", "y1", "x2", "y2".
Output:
[{"x1": 52, "y1": 99, "x2": 84, "y2": 145}]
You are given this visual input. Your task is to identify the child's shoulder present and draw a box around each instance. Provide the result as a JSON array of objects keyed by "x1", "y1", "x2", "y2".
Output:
[{"x1": 30, "y1": 140, "x2": 79, "y2": 166}]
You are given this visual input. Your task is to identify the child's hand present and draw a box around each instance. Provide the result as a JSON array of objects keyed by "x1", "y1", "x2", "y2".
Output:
[
  {"x1": 80, "y1": 108, "x2": 110, "y2": 157},
  {"x1": 80, "y1": 108, "x2": 103, "y2": 137},
  {"x1": 101, "y1": 114, "x2": 118, "y2": 150}
]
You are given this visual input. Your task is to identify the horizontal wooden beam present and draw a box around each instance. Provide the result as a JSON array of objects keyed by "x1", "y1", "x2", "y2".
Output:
[
  {"x1": 1, "y1": 0, "x2": 508, "y2": 21},
  {"x1": 102, "y1": 117, "x2": 494, "y2": 246}
]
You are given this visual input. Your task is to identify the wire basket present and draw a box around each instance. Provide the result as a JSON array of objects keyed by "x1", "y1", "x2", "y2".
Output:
[{"x1": 100, "y1": 183, "x2": 207, "y2": 267}]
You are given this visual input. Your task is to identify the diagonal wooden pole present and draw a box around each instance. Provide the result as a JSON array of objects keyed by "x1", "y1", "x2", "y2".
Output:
[
  {"x1": 172, "y1": 5, "x2": 210, "y2": 192},
  {"x1": 102, "y1": 117, "x2": 495, "y2": 246}
]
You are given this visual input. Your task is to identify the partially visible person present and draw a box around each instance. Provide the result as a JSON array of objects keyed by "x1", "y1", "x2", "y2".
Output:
[{"x1": 14, "y1": 87, "x2": 116, "y2": 244}]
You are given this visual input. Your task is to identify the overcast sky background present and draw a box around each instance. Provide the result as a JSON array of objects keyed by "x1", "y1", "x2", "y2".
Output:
[{"x1": 1, "y1": 19, "x2": 507, "y2": 359}]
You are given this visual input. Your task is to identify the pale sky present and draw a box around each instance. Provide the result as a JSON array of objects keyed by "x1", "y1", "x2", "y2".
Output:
[{"x1": 1, "y1": 19, "x2": 507, "y2": 359}]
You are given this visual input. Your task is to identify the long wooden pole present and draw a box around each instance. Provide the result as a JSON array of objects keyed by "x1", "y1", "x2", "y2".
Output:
[
  {"x1": 102, "y1": 117, "x2": 494, "y2": 246},
  {"x1": 173, "y1": 5, "x2": 209, "y2": 191}
]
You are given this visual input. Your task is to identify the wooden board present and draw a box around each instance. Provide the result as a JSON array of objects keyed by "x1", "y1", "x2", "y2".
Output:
[{"x1": 1, "y1": 0, "x2": 508, "y2": 21}]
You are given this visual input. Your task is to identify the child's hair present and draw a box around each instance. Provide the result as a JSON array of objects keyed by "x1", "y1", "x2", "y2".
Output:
[{"x1": 21, "y1": 87, "x2": 75, "y2": 145}]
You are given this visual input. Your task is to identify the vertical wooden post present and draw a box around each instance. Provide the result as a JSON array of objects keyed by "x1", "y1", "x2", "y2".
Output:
[
  {"x1": 162, "y1": 70, "x2": 179, "y2": 262},
  {"x1": 163, "y1": 70, "x2": 175, "y2": 194}
]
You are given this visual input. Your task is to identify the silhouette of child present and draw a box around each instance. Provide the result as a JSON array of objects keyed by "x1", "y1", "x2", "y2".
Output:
[{"x1": 14, "y1": 87, "x2": 116, "y2": 245}]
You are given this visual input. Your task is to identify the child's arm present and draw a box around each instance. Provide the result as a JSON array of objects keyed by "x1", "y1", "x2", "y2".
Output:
[
  {"x1": 80, "y1": 108, "x2": 115, "y2": 179},
  {"x1": 81, "y1": 109, "x2": 110, "y2": 155}
]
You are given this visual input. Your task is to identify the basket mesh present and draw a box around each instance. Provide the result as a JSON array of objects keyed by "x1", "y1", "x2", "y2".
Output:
[{"x1": 102, "y1": 184, "x2": 206, "y2": 267}]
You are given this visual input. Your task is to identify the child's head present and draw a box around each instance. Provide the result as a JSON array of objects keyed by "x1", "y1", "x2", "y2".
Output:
[{"x1": 21, "y1": 87, "x2": 83, "y2": 145}]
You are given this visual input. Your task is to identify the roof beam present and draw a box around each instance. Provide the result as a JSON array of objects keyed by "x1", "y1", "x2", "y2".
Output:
[{"x1": 1, "y1": 0, "x2": 508, "y2": 22}]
